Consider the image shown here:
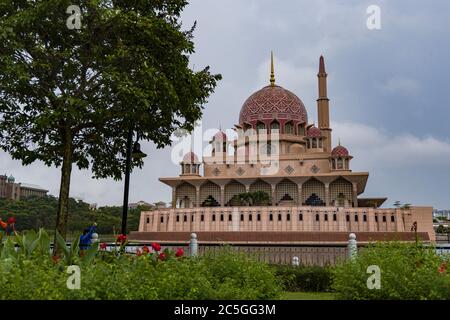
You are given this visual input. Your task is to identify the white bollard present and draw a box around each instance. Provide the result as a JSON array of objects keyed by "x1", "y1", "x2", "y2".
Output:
[
  {"x1": 348, "y1": 233, "x2": 357, "y2": 260},
  {"x1": 190, "y1": 233, "x2": 198, "y2": 257},
  {"x1": 91, "y1": 233, "x2": 99, "y2": 243},
  {"x1": 292, "y1": 256, "x2": 300, "y2": 267}
]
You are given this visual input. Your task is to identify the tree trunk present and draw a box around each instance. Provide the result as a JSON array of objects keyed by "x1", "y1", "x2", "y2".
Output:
[{"x1": 53, "y1": 129, "x2": 73, "y2": 255}]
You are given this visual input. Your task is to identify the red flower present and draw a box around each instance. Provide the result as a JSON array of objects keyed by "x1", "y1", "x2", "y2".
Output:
[
  {"x1": 151, "y1": 242, "x2": 161, "y2": 252},
  {"x1": 439, "y1": 262, "x2": 448, "y2": 274},
  {"x1": 117, "y1": 234, "x2": 127, "y2": 244},
  {"x1": 136, "y1": 248, "x2": 142, "y2": 257},
  {"x1": 143, "y1": 245, "x2": 150, "y2": 254},
  {"x1": 158, "y1": 252, "x2": 166, "y2": 261},
  {"x1": 52, "y1": 255, "x2": 60, "y2": 264},
  {"x1": 7, "y1": 216, "x2": 16, "y2": 224},
  {"x1": 100, "y1": 242, "x2": 107, "y2": 250},
  {"x1": 175, "y1": 248, "x2": 184, "y2": 258}
]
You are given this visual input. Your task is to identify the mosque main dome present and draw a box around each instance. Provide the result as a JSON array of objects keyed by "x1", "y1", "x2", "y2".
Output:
[{"x1": 239, "y1": 85, "x2": 308, "y2": 125}]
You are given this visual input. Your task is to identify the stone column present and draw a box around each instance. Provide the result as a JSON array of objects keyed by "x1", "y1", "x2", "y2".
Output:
[
  {"x1": 172, "y1": 187, "x2": 177, "y2": 208},
  {"x1": 395, "y1": 209, "x2": 403, "y2": 231},
  {"x1": 190, "y1": 233, "x2": 198, "y2": 257},
  {"x1": 205, "y1": 208, "x2": 211, "y2": 232},
  {"x1": 292, "y1": 207, "x2": 298, "y2": 231},
  {"x1": 271, "y1": 185, "x2": 276, "y2": 206},
  {"x1": 262, "y1": 208, "x2": 269, "y2": 231},
  {"x1": 304, "y1": 208, "x2": 313, "y2": 232},
  {"x1": 297, "y1": 184, "x2": 303, "y2": 206},
  {"x1": 194, "y1": 209, "x2": 201, "y2": 232},
  {"x1": 338, "y1": 207, "x2": 347, "y2": 232},
  {"x1": 220, "y1": 186, "x2": 225, "y2": 207},
  {"x1": 168, "y1": 209, "x2": 175, "y2": 232},
  {"x1": 196, "y1": 186, "x2": 200, "y2": 207},
  {"x1": 352, "y1": 182, "x2": 358, "y2": 208},
  {"x1": 348, "y1": 233, "x2": 357, "y2": 260},
  {"x1": 152, "y1": 211, "x2": 160, "y2": 232},
  {"x1": 325, "y1": 183, "x2": 330, "y2": 207}
]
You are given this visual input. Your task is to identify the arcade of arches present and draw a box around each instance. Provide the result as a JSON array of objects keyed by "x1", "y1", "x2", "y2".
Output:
[{"x1": 174, "y1": 177, "x2": 356, "y2": 209}]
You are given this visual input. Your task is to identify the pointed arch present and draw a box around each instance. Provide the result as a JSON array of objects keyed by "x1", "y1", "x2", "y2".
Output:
[
  {"x1": 302, "y1": 178, "x2": 325, "y2": 206},
  {"x1": 275, "y1": 179, "x2": 298, "y2": 204},
  {"x1": 224, "y1": 180, "x2": 246, "y2": 205},
  {"x1": 330, "y1": 177, "x2": 353, "y2": 207},
  {"x1": 175, "y1": 182, "x2": 196, "y2": 208},
  {"x1": 200, "y1": 181, "x2": 221, "y2": 207}
]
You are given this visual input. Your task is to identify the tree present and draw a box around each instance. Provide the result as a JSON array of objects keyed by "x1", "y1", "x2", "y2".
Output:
[{"x1": 0, "y1": 1, "x2": 221, "y2": 241}]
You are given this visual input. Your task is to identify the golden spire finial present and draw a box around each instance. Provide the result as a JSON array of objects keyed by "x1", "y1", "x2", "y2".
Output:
[{"x1": 270, "y1": 51, "x2": 275, "y2": 86}]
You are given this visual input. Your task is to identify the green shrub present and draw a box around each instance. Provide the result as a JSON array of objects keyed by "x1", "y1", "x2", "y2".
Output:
[
  {"x1": 0, "y1": 229, "x2": 281, "y2": 300},
  {"x1": 274, "y1": 265, "x2": 333, "y2": 292},
  {"x1": 200, "y1": 249, "x2": 282, "y2": 299},
  {"x1": 332, "y1": 242, "x2": 450, "y2": 300}
]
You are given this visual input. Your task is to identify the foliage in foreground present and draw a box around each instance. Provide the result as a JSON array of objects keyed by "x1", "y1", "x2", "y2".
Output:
[
  {"x1": 274, "y1": 264, "x2": 333, "y2": 292},
  {"x1": 0, "y1": 229, "x2": 281, "y2": 300},
  {"x1": 332, "y1": 242, "x2": 450, "y2": 300}
]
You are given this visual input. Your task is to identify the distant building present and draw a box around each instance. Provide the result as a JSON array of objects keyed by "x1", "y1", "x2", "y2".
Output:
[
  {"x1": 89, "y1": 203, "x2": 98, "y2": 210},
  {"x1": 0, "y1": 174, "x2": 48, "y2": 200},
  {"x1": 154, "y1": 201, "x2": 167, "y2": 209},
  {"x1": 434, "y1": 209, "x2": 450, "y2": 220},
  {"x1": 129, "y1": 201, "x2": 153, "y2": 209}
]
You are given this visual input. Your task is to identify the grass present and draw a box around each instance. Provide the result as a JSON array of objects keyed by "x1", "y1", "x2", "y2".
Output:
[{"x1": 281, "y1": 292, "x2": 335, "y2": 300}]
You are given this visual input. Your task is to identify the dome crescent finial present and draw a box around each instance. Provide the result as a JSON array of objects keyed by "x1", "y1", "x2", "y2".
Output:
[{"x1": 270, "y1": 51, "x2": 275, "y2": 86}]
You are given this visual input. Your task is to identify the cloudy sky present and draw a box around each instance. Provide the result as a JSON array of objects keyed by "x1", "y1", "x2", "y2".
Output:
[{"x1": 1, "y1": 0, "x2": 449, "y2": 209}]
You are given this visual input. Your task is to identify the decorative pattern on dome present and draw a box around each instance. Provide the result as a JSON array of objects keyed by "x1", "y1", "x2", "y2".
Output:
[
  {"x1": 182, "y1": 152, "x2": 199, "y2": 163},
  {"x1": 331, "y1": 145, "x2": 349, "y2": 157},
  {"x1": 239, "y1": 85, "x2": 308, "y2": 124},
  {"x1": 307, "y1": 126, "x2": 322, "y2": 137},
  {"x1": 213, "y1": 131, "x2": 227, "y2": 141}
]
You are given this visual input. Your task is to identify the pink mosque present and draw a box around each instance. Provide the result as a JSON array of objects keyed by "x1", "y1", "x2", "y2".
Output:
[{"x1": 131, "y1": 54, "x2": 434, "y2": 248}]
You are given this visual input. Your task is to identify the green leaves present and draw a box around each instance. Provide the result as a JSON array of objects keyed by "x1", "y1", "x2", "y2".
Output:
[{"x1": 0, "y1": 0, "x2": 220, "y2": 241}]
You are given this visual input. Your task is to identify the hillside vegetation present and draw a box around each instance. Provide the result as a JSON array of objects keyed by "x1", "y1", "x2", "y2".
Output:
[{"x1": 0, "y1": 196, "x2": 142, "y2": 234}]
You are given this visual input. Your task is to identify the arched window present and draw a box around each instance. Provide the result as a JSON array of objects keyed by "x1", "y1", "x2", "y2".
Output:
[
  {"x1": 285, "y1": 122, "x2": 293, "y2": 134},
  {"x1": 270, "y1": 121, "x2": 280, "y2": 132},
  {"x1": 312, "y1": 138, "x2": 317, "y2": 148},
  {"x1": 298, "y1": 124, "x2": 306, "y2": 136},
  {"x1": 337, "y1": 158, "x2": 344, "y2": 170},
  {"x1": 256, "y1": 122, "x2": 266, "y2": 132}
]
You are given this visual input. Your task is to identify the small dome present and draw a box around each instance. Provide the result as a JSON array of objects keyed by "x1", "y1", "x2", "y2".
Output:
[
  {"x1": 7, "y1": 175, "x2": 15, "y2": 182},
  {"x1": 307, "y1": 126, "x2": 322, "y2": 138},
  {"x1": 213, "y1": 131, "x2": 227, "y2": 141},
  {"x1": 331, "y1": 145, "x2": 349, "y2": 157},
  {"x1": 182, "y1": 152, "x2": 199, "y2": 163}
]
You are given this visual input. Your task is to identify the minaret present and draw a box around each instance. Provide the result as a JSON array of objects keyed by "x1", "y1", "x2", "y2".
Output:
[{"x1": 317, "y1": 55, "x2": 332, "y2": 152}]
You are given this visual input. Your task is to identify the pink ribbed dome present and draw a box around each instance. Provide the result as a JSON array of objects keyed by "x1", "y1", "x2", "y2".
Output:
[
  {"x1": 213, "y1": 131, "x2": 227, "y2": 141},
  {"x1": 331, "y1": 145, "x2": 349, "y2": 157},
  {"x1": 182, "y1": 152, "x2": 199, "y2": 163},
  {"x1": 239, "y1": 85, "x2": 308, "y2": 125},
  {"x1": 307, "y1": 126, "x2": 322, "y2": 137}
]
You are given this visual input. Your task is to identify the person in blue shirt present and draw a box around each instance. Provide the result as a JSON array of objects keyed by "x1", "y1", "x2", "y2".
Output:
[{"x1": 79, "y1": 223, "x2": 97, "y2": 250}]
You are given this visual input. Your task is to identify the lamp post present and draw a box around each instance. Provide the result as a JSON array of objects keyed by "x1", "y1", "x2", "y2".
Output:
[{"x1": 121, "y1": 129, "x2": 147, "y2": 235}]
